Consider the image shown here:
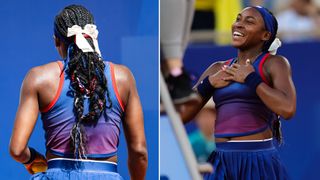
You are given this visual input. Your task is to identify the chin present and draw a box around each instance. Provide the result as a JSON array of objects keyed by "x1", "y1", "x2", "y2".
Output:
[
  {"x1": 231, "y1": 41, "x2": 242, "y2": 49},
  {"x1": 232, "y1": 38, "x2": 250, "y2": 50}
]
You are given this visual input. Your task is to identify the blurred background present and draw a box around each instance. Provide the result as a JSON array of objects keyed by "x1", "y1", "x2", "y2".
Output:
[
  {"x1": 161, "y1": 0, "x2": 320, "y2": 180},
  {"x1": 191, "y1": 0, "x2": 320, "y2": 43},
  {"x1": 0, "y1": 0, "x2": 158, "y2": 179}
]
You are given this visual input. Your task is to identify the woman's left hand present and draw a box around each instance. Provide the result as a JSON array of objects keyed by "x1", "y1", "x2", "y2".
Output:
[{"x1": 222, "y1": 59, "x2": 255, "y2": 83}]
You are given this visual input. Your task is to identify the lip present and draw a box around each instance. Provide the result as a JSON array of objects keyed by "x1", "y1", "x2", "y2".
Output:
[
  {"x1": 231, "y1": 29, "x2": 246, "y2": 43},
  {"x1": 232, "y1": 30, "x2": 245, "y2": 37}
]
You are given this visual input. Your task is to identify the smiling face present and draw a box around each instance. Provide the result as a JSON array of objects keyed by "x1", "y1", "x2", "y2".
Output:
[{"x1": 231, "y1": 7, "x2": 271, "y2": 51}]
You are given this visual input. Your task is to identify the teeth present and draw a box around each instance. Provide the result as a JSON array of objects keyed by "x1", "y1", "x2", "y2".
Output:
[{"x1": 233, "y1": 31, "x2": 244, "y2": 37}]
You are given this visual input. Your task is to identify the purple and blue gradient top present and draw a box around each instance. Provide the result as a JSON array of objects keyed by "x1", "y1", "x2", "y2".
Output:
[
  {"x1": 41, "y1": 61, "x2": 124, "y2": 158},
  {"x1": 213, "y1": 53, "x2": 277, "y2": 138}
]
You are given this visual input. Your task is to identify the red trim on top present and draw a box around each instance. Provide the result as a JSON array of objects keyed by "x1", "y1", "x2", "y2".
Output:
[
  {"x1": 258, "y1": 53, "x2": 271, "y2": 86},
  {"x1": 109, "y1": 62, "x2": 125, "y2": 112},
  {"x1": 40, "y1": 61, "x2": 64, "y2": 113},
  {"x1": 225, "y1": 59, "x2": 232, "y2": 65}
]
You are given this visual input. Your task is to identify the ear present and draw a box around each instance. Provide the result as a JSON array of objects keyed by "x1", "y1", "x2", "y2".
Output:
[
  {"x1": 54, "y1": 35, "x2": 61, "y2": 48},
  {"x1": 262, "y1": 31, "x2": 271, "y2": 41}
]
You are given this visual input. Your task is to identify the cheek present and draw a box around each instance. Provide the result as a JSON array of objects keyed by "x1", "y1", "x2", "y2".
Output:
[{"x1": 247, "y1": 27, "x2": 264, "y2": 40}]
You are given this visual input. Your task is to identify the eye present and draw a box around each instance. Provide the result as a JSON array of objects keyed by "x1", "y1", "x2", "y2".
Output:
[
  {"x1": 235, "y1": 16, "x2": 240, "y2": 22},
  {"x1": 245, "y1": 19, "x2": 255, "y2": 24}
]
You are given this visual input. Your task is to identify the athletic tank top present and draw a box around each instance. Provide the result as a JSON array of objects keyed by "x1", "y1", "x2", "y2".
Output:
[
  {"x1": 40, "y1": 61, "x2": 124, "y2": 158},
  {"x1": 213, "y1": 52, "x2": 277, "y2": 138}
]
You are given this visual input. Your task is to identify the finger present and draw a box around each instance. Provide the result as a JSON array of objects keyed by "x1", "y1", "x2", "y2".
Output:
[
  {"x1": 31, "y1": 162, "x2": 48, "y2": 173},
  {"x1": 222, "y1": 75, "x2": 234, "y2": 81},
  {"x1": 229, "y1": 66, "x2": 238, "y2": 72},
  {"x1": 224, "y1": 68, "x2": 235, "y2": 75},
  {"x1": 231, "y1": 63, "x2": 240, "y2": 68},
  {"x1": 221, "y1": 65, "x2": 228, "y2": 71},
  {"x1": 228, "y1": 66, "x2": 239, "y2": 73}
]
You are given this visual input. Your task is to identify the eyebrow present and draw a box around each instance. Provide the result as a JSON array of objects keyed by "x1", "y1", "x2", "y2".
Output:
[
  {"x1": 237, "y1": 14, "x2": 257, "y2": 21},
  {"x1": 246, "y1": 16, "x2": 257, "y2": 20}
]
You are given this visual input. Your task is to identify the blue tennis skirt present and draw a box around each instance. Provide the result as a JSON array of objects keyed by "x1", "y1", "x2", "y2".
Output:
[
  {"x1": 31, "y1": 158, "x2": 123, "y2": 180},
  {"x1": 203, "y1": 139, "x2": 289, "y2": 180}
]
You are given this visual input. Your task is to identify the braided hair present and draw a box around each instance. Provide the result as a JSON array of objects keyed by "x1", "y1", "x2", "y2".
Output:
[
  {"x1": 273, "y1": 115, "x2": 283, "y2": 146},
  {"x1": 54, "y1": 5, "x2": 112, "y2": 158},
  {"x1": 261, "y1": 9, "x2": 283, "y2": 145},
  {"x1": 261, "y1": 9, "x2": 278, "y2": 53},
  {"x1": 252, "y1": 6, "x2": 283, "y2": 145}
]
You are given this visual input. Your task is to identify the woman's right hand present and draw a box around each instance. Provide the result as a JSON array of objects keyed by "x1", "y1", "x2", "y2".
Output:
[
  {"x1": 209, "y1": 70, "x2": 231, "y2": 88},
  {"x1": 24, "y1": 152, "x2": 48, "y2": 174}
]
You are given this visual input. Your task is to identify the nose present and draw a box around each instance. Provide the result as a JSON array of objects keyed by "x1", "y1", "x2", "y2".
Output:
[
  {"x1": 232, "y1": 21, "x2": 244, "y2": 29},
  {"x1": 232, "y1": 21, "x2": 244, "y2": 33}
]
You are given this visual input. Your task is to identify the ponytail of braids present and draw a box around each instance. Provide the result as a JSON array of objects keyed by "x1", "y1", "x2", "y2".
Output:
[{"x1": 54, "y1": 5, "x2": 112, "y2": 158}]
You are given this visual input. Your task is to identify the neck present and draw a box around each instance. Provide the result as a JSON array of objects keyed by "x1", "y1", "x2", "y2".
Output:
[
  {"x1": 237, "y1": 47, "x2": 264, "y2": 64},
  {"x1": 57, "y1": 44, "x2": 68, "y2": 60}
]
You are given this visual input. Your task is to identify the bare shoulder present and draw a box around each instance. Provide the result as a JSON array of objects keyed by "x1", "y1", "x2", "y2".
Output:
[
  {"x1": 265, "y1": 54, "x2": 292, "y2": 74},
  {"x1": 267, "y1": 54, "x2": 290, "y2": 65},
  {"x1": 28, "y1": 62, "x2": 60, "y2": 77},
  {"x1": 200, "y1": 60, "x2": 227, "y2": 78},
  {"x1": 194, "y1": 60, "x2": 228, "y2": 88},
  {"x1": 207, "y1": 60, "x2": 227, "y2": 74},
  {"x1": 24, "y1": 61, "x2": 61, "y2": 88},
  {"x1": 111, "y1": 63, "x2": 137, "y2": 106},
  {"x1": 112, "y1": 63, "x2": 135, "y2": 85}
]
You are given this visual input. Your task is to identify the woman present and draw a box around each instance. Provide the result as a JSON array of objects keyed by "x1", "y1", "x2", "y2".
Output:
[
  {"x1": 9, "y1": 5, "x2": 147, "y2": 180},
  {"x1": 180, "y1": 6, "x2": 296, "y2": 179}
]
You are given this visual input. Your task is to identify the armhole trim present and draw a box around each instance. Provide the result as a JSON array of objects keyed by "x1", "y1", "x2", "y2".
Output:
[
  {"x1": 225, "y1": 59, "x2": 233, "y2": 66},
  {"x1": 109, "y1": 62, "x2": 125, "y2": 112},
  {"x1": 258, "y1": 53, "x2": 271, "y2": 86},
  {"x1": 40, "y1": 61, "x2": 64, "y2": 113}
]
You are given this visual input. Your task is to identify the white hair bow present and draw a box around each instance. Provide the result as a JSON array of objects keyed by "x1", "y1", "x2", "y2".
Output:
[
  {"x1": 67, "y1": 24, "x2": 101, "y2": 56},
  {"x1": 268, "y1": 38, "x2": 281, "y2": 55}
]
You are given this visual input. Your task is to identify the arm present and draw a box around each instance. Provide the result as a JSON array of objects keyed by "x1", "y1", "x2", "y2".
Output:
[
  {"x1": 9, "y1": 68, "x2": 47, "y2": 174},
  {"x1": 114, "y1": 65, "x2": 147, "y2": 180},
  {"x1": 178, "y1": 61, "x2": 230, "y2": 123},
  {"x1": 10, "y1": 68, "x2": 40, "y2": 163},
  {"x1": 223, "y1": 55, "x2": 296, "y2": 119},
  {"x1": 256, "y1": 56, "x2": 296, "y2": 119}
]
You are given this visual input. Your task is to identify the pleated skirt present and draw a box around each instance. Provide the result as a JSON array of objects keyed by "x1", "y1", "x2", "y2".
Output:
[
  {"x1": 31, "y1": 158, "x2": 123, "y2": 180},
  {"x1": 203, "y1": 139, "x2": 289, "y2": 180}
]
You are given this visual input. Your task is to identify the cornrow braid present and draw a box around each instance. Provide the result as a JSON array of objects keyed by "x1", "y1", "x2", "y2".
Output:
[{"x1": 54, "y1": 4, "x2": 112, "y2": 158}]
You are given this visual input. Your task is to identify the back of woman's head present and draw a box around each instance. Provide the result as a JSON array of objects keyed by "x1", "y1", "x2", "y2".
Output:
[
  {"x1": 54, "y1": 5, "x2": 112, "y2": 158},
  {"x1": 54, "y1": 5, "x2": 94, "y2": 45}
]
